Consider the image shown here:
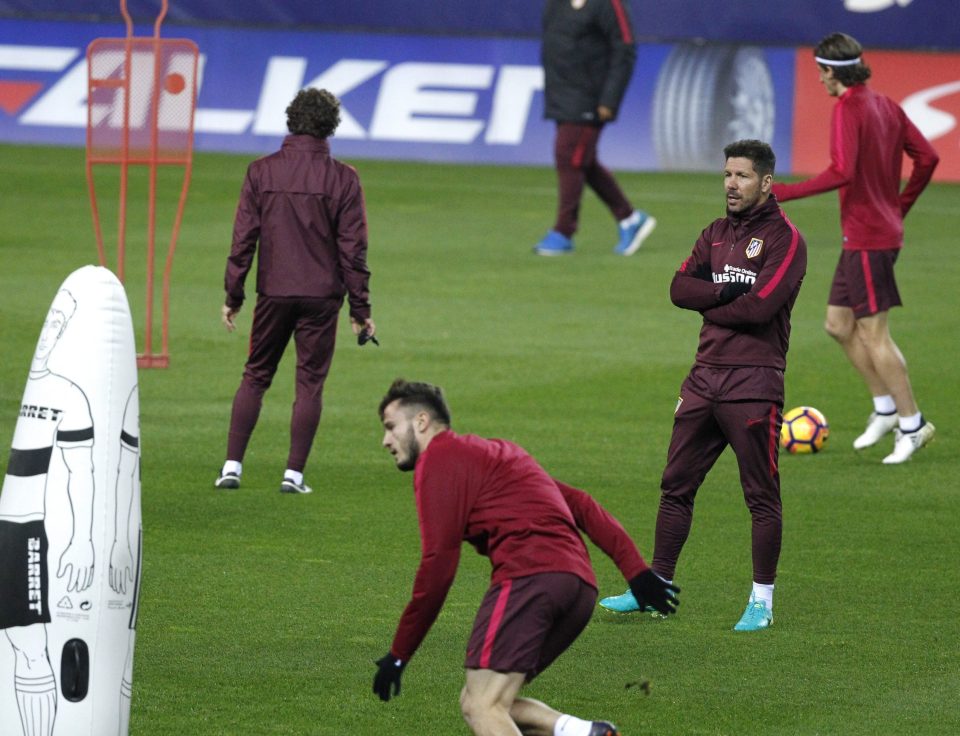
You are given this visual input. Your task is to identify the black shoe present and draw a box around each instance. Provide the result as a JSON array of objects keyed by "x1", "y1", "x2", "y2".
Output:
[
  {"x1": 589, "y1": 722, "x2": 621, "y2": 736},
  {"x1": 214, "y1": 472, "x2": 240, "y2": 489},
  {"x1": 280, "y1": 477, "x2": 313, "y2": 494}
]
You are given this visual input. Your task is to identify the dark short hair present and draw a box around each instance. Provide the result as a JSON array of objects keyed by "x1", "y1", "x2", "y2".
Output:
[
  {"x1": 723, "y1": 139, "x2": 776, "y2": 178},
  {"x1": 379, "y1": 379, "x2": 452, "y2": 426},
  {"x1": 815, "y1": 32, "x2": 871, "y2": 86},
  {"x1": 286, "y1": 88, "x2": 342, "y2": 138}
]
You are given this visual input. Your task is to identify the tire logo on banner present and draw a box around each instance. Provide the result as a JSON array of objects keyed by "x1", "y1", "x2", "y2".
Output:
[
  {"x1": 844, "y1": 0, "x2": 914, "y2": 12},
  {"x1": 652, "y1": 44, "x2": 775, "y2": 171}
]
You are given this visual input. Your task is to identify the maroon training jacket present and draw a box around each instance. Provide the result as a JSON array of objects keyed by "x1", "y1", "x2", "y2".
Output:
[
  {"x1": 224, "y1": 134, "x2": 371, "y2": 321},
  {"x1": 671, "y1": 196, "x2": 807, "y2": 371}
]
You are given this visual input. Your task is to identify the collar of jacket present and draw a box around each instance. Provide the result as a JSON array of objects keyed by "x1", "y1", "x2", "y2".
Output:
[
  {"x1": 727, "y1": 195, "x2": 780, "y2": 226},
  {"x1": 281, "y1": 134, "x2": 331, "y2": 155}
]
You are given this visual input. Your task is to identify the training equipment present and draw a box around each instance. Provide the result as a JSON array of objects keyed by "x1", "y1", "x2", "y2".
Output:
[
  {"x1": 0, "y1": 266, "x2": 142, "y2": 735},
  {"x1": 780, "y1": 406, "x2": 829, "y2": 454},
  {"x1": 357, "y1": 329, "x2": 380, "y2": 347},
  {"x1": 733, "y1": 595, "x2": 773, "y2": 631},
  {"x1": 882, "y1": 421, "x2": 936, "y2": 465},
  {"x1": 86, "y1": 0, "x2": 199, "y2": 368},
  {"x1": 853, "y1": 411, "x2": 898, "y2": 450}
]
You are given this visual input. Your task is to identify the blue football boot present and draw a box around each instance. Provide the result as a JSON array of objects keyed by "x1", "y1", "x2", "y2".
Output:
[
  {"x1": 533, "y1": 230, "x2": 574, "y2": 256},
  {"x1": 613, "y1": 211, "x2": 656, "y2": 255}
]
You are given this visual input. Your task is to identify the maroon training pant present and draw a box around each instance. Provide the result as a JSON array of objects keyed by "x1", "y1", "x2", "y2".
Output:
[
  {"x1": 226, "y1": 296, "x2": 341, "y2": 473},
  {"x1": 552, "y1": 121, "x2": 633, "y2": 237},
  {"x1": 653, "y1": 366, "x2": 784, "y2": 585}
]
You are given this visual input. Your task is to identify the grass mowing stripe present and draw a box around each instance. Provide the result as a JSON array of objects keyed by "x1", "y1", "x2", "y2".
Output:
[{"x1": 0, "y1": 144, "x2": 957, "y2": 735}]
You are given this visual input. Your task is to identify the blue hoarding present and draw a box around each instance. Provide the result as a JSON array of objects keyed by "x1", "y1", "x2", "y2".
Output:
[{"x1": 0, "y1": 19, "x2": 796, "y2": 173}]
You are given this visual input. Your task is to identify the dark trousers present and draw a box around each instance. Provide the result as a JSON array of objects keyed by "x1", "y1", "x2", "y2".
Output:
[
  {"x1": 653, "y1": 384, "x2": 783, "y2": 585},
  {"x1": 226, "y1": 296, "x2": 340, "y2": 473},
  {"x1": 552, "y1": 121, "x2": 633, "y2": 237}
]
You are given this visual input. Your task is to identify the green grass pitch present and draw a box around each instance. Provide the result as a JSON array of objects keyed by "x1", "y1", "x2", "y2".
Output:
[{"x1": 1, "y1": 143, "x2": 958, "y2": 735}]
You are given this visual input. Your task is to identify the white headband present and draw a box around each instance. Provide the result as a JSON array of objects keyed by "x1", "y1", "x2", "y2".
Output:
[{"x1": 815, "y1": 56, "x2": 862, "y2": 67}]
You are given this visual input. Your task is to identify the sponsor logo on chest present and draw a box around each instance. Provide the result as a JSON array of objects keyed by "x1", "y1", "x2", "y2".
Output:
[{"x1": 714, "y1": 264, "x2": 757, "y2": 284}]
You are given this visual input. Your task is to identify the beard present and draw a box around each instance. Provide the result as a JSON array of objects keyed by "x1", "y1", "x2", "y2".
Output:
[{"x1": 396, "y1": 426, "x2": 420, "y2": 472}]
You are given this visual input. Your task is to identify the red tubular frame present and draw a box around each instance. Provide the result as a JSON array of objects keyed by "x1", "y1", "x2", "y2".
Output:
[{"x1": 85, "y1": 0, "x2": 197, "y2": 368}]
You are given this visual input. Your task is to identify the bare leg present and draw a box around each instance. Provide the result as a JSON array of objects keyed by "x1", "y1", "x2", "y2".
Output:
[
  {"x1": 460, "y1": 669, "x2": 527, "y2": 736},
  {"x1": 852, "y1": 312, "x2": 919, "y2": 417},
  {"x1": 825, "y1": 305, "x2": 889, "y2": 398},
  {"x1": 510, "y1": 696, "x2": 562, "y2": 736}
]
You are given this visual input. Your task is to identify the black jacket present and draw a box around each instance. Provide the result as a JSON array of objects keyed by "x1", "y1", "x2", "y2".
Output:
[{"x1": 541, "y1": 0, "x2": 637, "y2": 122}]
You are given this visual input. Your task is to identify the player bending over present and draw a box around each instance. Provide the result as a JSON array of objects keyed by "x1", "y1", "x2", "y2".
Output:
[{"x1": 372, "y1": 379, "x2": 678, "y2": 736}]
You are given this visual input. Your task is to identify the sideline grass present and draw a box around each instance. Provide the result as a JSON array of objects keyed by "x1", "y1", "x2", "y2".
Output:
[{"x1": 0, "y1": 143, "x2": 958, "y2": 735}]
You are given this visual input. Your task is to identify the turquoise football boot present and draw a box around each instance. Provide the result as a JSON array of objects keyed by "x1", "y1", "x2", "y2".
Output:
[
  {"x1": 598, "y1": 589, "x2": 641, "y2": 613},
  {"x1": 733, "y1": 595, "x2": 773, "y2": 631},
  {"x1": 598, "y1": 588, "x2": 671, "y2": 618}
]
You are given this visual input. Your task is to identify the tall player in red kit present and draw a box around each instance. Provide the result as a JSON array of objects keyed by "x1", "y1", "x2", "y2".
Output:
[
  {"x1": 371, "y1": 379, "x2": 678, "y2": 736},
  {"x1": 773, "y1": 33, "x2": 939, "y2": 464},
  {"x1": 601, "y1": 140, "x2": 807, "y2": 632}
]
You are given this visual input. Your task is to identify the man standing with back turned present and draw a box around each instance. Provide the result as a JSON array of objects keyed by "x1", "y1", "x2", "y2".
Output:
[
  {"x1": 533, "y1": 0, "x2": 656, "y2": 256},
  {"x1": 215, "y1": 88, "x2": 375, "y2": 494},
  {"x1": 772, "y1": 32, "x2": 939, "y2": 464},
  {"x1": 373, "y1": 379, "x2": 678, "y2": 736},
  {"x1": 601, "y1": 140, "x2": 807, "y2": 631}
]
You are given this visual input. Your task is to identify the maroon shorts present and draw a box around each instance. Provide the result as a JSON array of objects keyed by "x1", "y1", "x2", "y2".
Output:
[
  {"x1": 464, "y1": 572, "x2": 596, "y2": 680},
  {"x1": 829, "y1": 249, "x2": 901, "y2": 318}
]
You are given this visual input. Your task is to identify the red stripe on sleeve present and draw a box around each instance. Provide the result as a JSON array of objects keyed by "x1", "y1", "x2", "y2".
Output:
[
  {"x1": 861, "y1": 251, "x2": 878, "y2": 313},
  {"x1": 758, "y1": 211, "x2": 801, "y2": 299},
  {"x1": 480, "y1": 580, "x2": 512, "y2": 669},
  {"x1": 610, "y1": 0, "x2": 634, "y2": 43}
]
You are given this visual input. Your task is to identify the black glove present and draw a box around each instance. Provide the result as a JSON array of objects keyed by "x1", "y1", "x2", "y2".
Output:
[
  {"x1": 373, "y1": 653, "x2": 406, "y2": 701},
  {"x1": 628, "y1": 569, "x2": 680, "y2": 616},
  {"x1": 717, "y1": 281, "x2": 753, "y2": 304}
]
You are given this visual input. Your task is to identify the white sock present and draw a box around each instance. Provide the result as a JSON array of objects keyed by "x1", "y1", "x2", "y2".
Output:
[
  {"x1": 752, "y1": 582, "x2": 774, "y2": 610},
  {"x1": 899, "y1": 412, "x2": 922, "y2": 433},
  {"x1": 222, "y1": 460, "x2": 242, "y2": 476},
  {"x1": 555, "y1": 714, "x2": 593, "y2": 736},
  {"x1": 619, "y1": 210, "x2": 641, "y2": 228},
  {"x1": 284, "y1": 469, "x2": 303, "y2": 485},
  {"x1": 872, "y1": 395, "x2": 896, "y2": 415}
]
